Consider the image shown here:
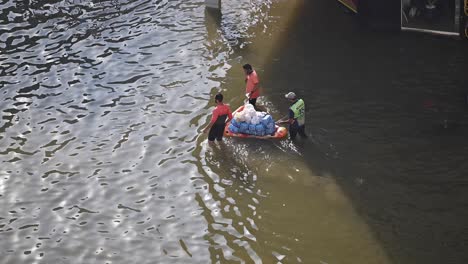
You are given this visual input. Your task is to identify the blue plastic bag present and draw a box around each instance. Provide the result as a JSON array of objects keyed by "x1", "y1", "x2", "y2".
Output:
[
  {"x1": 248, "y1": 124, "x2": 257, "y2": 135},
  {"x1": 231, "y1": 119, "x2": 239, "y2": 128},
  {"x1": 261, "y1": 115, "x2": 273, "y2": 127},
  {"x1": 240, "y1": 122, "x2": 249, "y2": 134},
  {"x1": 266, "y1": 127, "x2": 275, "y2": 135},
  {"x1": 229, "y1": 124, "x2": 239, "y2": 134},
  {"x1": 255, "y1": 124, "x2": 265, "y2": 136},
  {"x1": 266, "y1": 122, "x2": 275, "y2": 130}
]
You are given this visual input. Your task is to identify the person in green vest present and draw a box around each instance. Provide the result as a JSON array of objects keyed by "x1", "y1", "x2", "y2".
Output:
[{"x1": 277, "y1": 92, "x2": 307, "y2": 140}]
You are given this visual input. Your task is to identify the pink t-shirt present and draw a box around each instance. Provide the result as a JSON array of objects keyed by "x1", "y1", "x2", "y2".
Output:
[
  {"x1": 245, "y1": 70, "x2": 260, "y2": 99},
  {"x1": 210, "y1": 104, "x2": 232, "y2": 124}
]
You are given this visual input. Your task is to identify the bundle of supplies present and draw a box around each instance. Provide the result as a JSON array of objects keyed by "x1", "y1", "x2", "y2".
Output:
[{"x1": 228, "y1": 104, "x2": 276, "y2": 136}]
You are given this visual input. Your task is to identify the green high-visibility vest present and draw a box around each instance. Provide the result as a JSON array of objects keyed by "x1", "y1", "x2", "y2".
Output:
[{"x1": 290, "y1": 99, "x2": 305, "y2": 126}]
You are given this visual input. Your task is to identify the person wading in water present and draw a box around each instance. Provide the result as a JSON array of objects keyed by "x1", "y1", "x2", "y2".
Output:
[
  {"x1": 243, "y1": 64, "x2": 260, "y2": 109},
  {"x1": 277, "y1": 92, "x2": 307, "y2": 140},
  {"x1": 203, "y1": 93, "x2": 233, "y2": 144}
]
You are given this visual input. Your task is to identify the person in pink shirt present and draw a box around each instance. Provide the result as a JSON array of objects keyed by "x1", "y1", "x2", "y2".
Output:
[
  {"x1": 203, "y1": 93, "x2": 233, "y2": 143},
  {"x1": 243, "y1": 64, "x2": 260, "y2": 108}
]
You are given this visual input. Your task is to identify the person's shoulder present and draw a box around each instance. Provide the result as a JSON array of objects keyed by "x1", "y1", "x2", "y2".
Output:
[{"x1": 252, "y1": 71, "x2": 259, "y2": 81}]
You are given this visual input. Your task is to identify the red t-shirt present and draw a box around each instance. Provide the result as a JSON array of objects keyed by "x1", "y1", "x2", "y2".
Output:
[
  {"x1": 245, "y1": 70, "x2": 260, "y2": 99},
  {"x1": 211, "y1": 103, "x2": 232, "y2": 124}
]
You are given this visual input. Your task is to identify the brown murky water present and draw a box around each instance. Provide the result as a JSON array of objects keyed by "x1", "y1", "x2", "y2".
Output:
[{"x1": 1, "y1": 0, "x2": 467, "y2": 263}]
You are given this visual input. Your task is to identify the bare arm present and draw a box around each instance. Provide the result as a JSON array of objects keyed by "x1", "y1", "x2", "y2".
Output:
[
  {"x1": 276, "y1": 110, "x2": 295, "y2": 125},
  {"x1": 203, "y1": 110, "x2": 218, "y2": 133},
  {"x1": 203, "y1": 121, "x2": 214, "y2": 133},
  {"x1": 276, "y1": 119, "x2": 294, "y2": 125}
]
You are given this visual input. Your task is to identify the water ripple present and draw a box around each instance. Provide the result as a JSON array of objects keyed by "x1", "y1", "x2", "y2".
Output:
[{"x1": 0, "y1": 0, "x2": 277, "y2": 263}]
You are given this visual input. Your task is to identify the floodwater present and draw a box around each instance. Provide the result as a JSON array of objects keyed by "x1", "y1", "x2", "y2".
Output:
[{"x1": 1, "y1": 0, "x2": 467, "y2": 263}]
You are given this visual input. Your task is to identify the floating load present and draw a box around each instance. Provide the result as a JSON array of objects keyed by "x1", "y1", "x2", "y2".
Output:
[
  {"x1": 266, "y1": 121, "x2": 275, "y2": 130},
  {"x1": 225, "y1": 105, "x2": 288, "y2": 139},
  {"x1": 250, "y1": 115, "x2": 259, "y2": 125},
  {"x1": 233, "y1": 112, "x2": 244, "y2": 122},
  {"x1": 266, "y1": 126, "x2": 275, "y2": 135},
  {"x1": 248, "y1": 124, "x2": 257, "y2": 135},
  {"x1": 231, "y1": 118, "x2": 239, "y2": 128},
  {"x1": 255, "y1": 124, "x2": 265, "y2": 136},
  {"x1": 228, "y1": 105, "x2": 276, "y2": 136},
  {"x1": 229, "y1": 124, "x2": 239, "y2": 134},
  {"x1": 261, "y1": 114, "x2": 273, "y2": 127},
  {"x1": 239, "y1": 122, "x2": 249, "y2": 133}
]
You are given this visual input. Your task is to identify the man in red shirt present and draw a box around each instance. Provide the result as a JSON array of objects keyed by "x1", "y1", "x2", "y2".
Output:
[
  {"x1": 203, "y1": 93, "x2": 233, "y2": 143},
  {"x1": 243, "y1": 64, "x2": 260, "y2": 108}
]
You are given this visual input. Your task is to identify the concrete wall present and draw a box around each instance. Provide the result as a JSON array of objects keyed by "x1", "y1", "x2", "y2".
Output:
[{"x1": 205, "y1": 0, "x2": 221, "y2": 10}]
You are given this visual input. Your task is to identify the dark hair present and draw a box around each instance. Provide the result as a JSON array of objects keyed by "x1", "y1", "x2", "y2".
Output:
[
  {"x1": 215, "y1": 93, "x2": 223, "y2": 102},
  {"x1": 242, "y1": 64, "x2": 252, "y2": 71}
]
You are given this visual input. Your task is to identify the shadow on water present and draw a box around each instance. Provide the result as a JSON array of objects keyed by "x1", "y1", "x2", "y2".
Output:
[
  {"x1": 205, "y1": 0, "x2": 468, "y2": 263},
  {"x1": 252, "y1": 0, "x2": 468, "y2": 263}
]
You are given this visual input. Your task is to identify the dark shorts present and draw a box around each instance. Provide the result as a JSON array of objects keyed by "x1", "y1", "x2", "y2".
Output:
[
  {"x1": 289, "y1": 123, "x2": 307, "y2": 140},
  {"x1": 248, "y1": 97, "x2": 257, "y2": 107},
  {"x1": 208, "y1": 123, "x2": 226, "y2": 141}
]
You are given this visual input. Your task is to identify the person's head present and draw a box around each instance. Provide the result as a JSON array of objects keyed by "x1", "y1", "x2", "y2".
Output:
[
  {"x1": 285, "y1": 92, "x2": 297, "y2": 102},
  {"x1": 242, "y1": 64, "x2": 253, "y2": 74},
  {"x1": 215, "y1": 93, "x2": 223, "y2": 103}
]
